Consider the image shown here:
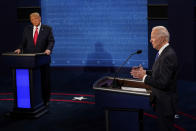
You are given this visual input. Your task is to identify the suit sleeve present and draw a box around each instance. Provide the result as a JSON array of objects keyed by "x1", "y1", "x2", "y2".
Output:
[
  {"x1": 144, "y1": 53, "x2": 177, "y2": 90},
  {"x1": 146, "y1": 70, "x2": 152, "y2": 76},
  {"x1": 46, "y1": 27, "x2": 55, "y2": 51},
  {"x1": 18, "y1": 27, "x2": 28, "y2": 49}
]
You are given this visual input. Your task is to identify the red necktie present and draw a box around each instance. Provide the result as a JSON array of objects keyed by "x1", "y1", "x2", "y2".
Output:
[{"x1": 33, "y1": 27, "x2": 38, "y2": 46}]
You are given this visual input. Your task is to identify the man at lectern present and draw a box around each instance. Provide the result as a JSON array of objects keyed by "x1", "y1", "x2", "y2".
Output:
[
  {"x1": 14, "y1": 12, "x2": 55, "y2": 106},
  {"x1": 131, "y1": 26, "x2": 178, "y2": 131},
  {"x1": 14, "y1": 12, "x2": 54, "y2": 55}
]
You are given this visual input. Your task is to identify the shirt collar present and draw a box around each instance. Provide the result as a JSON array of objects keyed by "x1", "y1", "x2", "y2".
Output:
[
  {"x1": 158, "y1": 43, "x2": 169, "y2": 56},
  {"x1": 33, "y1": 22, "x2": 41, "y2": 30}
]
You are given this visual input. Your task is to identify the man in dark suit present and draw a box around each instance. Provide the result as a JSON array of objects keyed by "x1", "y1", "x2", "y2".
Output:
[
  {"x1": 14, "y1": 12, "x2": 54, "y2": 54},
  {"x1": 14, "y1": 12, "x2": 55, "y2": 106},
  {"x1": 131, "y1": 26, "x2": 178, "y2": 131}
]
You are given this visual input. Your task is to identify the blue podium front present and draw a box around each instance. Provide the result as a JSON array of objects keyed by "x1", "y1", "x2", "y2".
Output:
[
  {"x1": 2, "y1": 53, "x2": 50, "y2": 118},
  {"x1": 16, "y1": 69, "x2": 31, "y2": 108}
]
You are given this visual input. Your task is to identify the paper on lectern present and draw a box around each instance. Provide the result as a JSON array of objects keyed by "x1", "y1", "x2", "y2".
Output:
[{"x1": 121, "y1": 86, "x2": 147, "y2": 92}]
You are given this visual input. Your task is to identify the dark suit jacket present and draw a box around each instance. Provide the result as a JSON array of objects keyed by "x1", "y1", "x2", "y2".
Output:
[
  {"x1": 144, "y1": 45, "x2": 178, "y2": 115},
  {"x1": 18, "y1": 24, "x2": 55, "y2": 53}
]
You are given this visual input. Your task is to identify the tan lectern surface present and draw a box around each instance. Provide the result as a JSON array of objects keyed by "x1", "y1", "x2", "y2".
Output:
[{"x1": 93, "y1": 76, "x2": 151, "y2": 96}]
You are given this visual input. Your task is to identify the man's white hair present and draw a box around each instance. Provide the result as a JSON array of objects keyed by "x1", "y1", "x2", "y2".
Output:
[
  {"x1": 30, "y1": 12, "x2": 40, "y2": 18},
  {"x1": 152, "y1": 26, "x2": 170, "y2": 42}
]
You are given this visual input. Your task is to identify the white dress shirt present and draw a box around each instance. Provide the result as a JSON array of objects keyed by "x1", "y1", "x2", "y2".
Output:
[{"x1": 33, "y1": 23, "x2": 41, "y2": 38}]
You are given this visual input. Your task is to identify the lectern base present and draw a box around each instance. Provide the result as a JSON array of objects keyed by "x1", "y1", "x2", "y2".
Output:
[
  {"x1": 8, "y1": 105, "x2": 48, "y2": 119},
  {"x1": 1, "y1": 53, "x2": 51, "y2": 119}
]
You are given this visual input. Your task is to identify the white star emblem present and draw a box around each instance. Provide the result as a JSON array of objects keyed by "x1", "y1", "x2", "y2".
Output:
[{"x1": 72, "y1": 96, "x2": 87, "y2": 101}]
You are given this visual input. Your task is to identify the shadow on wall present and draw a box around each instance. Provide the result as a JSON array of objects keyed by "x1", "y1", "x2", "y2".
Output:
[
  {"x1": 84, "y1": 42, "x2": 114, "y2": 73},
  {"x1": 50, "y1": 42, "x2": 115, "y2": 92}
]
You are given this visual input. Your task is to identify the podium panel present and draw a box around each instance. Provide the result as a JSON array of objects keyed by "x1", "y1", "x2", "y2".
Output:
[
  {"x1": 93, "y1": 76, "x2": 152, "y2": 131},
  {"x1": 1, "y1": 53, "x2": 50, "y2": 118},
  {"x1": 16, "y1": 69, "x2": 31, "y2": 108}
]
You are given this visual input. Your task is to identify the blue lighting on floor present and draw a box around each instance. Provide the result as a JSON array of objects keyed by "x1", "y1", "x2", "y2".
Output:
[{"x1": 16, "y1": 69, "x2": 31, "y2": 108}]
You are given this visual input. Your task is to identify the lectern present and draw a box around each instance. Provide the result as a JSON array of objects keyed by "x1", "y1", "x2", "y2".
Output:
[
  {"x1": 93, "y1": 76, "x2": 151, "y2": 131},
  {"x1": 2, "y1": 53, "x2": 50, "y2": 118}
]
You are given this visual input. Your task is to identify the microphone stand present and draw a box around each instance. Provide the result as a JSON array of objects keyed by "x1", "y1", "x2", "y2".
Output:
[
  {"x1": 21, "y1": 48, "x2": 23, "y2": 54},
  {"x1": 112, "y1": 50, "x2": 142, "y2": 89}
]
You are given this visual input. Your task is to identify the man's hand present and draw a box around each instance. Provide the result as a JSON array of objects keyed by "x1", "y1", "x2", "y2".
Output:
[
  {"x1": 130, "y1": 65, "x2": 146, "y2": 79},
  {"x1": 14, "y1": 49, "x2": 21, "y2": 54},
  {"x1": 44, "y1": 49, "x2": 51, "y2": 55}
]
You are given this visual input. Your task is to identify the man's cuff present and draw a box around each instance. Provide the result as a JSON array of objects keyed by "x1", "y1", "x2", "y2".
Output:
[{"x1": 142, "y1": 75, "x2": 147, "y2": 82}]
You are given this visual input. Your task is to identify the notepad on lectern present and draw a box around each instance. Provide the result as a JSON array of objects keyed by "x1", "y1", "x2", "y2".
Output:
[{"x1": 121, "y1": 87, "x2": 147, "y2": 93}]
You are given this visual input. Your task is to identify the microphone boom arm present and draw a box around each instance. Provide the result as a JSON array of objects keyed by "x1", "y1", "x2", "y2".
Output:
[{"x1": 112, "y1": 50, "x2": 142, "y2": 88}]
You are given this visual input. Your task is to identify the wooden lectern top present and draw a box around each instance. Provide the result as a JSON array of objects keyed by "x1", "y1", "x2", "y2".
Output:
[
  {"x1": 1, "y1": 52, "x2": 50, "y2": 68},
  {"x1": 93, "y1": 76, "x2": 151, "y2": 96},
  {"x1": 1, "y1": 52, "x2": 46, "y2": 56}
]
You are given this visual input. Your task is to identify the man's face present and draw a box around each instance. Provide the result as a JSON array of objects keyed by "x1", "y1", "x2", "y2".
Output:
[
  {"x1": 150, "y1": 30, "x2": 163, "y2": 50},
  {"x1": 30, "y1": 16, "x2": 41, "y2": 27}
]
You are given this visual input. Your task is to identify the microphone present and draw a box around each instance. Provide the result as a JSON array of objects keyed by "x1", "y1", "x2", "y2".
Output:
[
  {"x1": 112, "y1": 50, "x2": 142, "y2": 89},
  {"x1": 136, "y1": 50, "x2": 142, "y2": 54}
]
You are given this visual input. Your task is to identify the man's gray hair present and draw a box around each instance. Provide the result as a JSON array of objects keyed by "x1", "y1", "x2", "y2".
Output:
[
  {"x1": 30, "y1": 12, "x2": 40, "y2": 18},
  {"x1": 152, "y1": 26, "x2": 170, "y2": 42}
]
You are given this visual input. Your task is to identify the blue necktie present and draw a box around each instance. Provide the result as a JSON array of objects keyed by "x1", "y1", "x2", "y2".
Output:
[{"x1": 155, "y1": 52, "x2": 159, "y2": 61}]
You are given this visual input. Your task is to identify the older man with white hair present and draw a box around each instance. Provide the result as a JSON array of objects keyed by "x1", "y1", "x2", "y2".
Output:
[{"x1": 131, "y1": 26, "x2": 178, "y2": 131}]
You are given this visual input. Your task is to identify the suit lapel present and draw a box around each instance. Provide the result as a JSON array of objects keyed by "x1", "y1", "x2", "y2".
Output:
[
  {"x1": 157, "y1": 46, "x2": 170, "y2": 61},
  {"x1": 29, "y1": 25, "x2": 34, "y2": 45},
  {"x1": 152, "y1": 58, "x2": 159, "y2": 70},
  {"x1": 36, "y1": 25, "x2": 44, "y2": 45},
  {"x1": 152, "y1": 46, "x2": 170, "y2": 70}
]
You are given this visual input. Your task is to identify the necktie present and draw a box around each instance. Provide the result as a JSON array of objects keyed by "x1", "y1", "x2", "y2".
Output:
[
  {"x1": 155, "y1": 52, "x2": 159, "y2": 61},
  {"x1": 33, "y1": 27, "x2": 38, "y2": 46}
]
